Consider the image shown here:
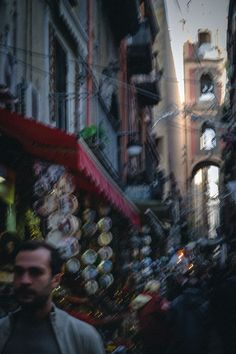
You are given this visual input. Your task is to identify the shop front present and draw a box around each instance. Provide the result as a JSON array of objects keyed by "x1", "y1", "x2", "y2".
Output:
[
  {"x1": 0, "y1": 109, "x2": 173, "y2": 353},
  {"x1": 0, "y1": 108, "x2": 151, "y2": 352}
]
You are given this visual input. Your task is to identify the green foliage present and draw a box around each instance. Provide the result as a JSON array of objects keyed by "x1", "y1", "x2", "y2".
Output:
[
  {"x1": 79, "y1": 124, "x2": 98, "y2": 139},
  {"x1": 79, "y1": 123, "x2": 108, "y2": 148}
]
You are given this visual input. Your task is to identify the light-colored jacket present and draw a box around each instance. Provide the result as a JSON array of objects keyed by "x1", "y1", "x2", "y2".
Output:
[{"x1": 0, "y1": 306, "x2": 105, "y2": 354}]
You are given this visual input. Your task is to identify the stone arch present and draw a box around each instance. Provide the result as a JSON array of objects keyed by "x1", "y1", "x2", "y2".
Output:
[{"x1": 191, "y1": 157, "x2": 221, "y2": 180}]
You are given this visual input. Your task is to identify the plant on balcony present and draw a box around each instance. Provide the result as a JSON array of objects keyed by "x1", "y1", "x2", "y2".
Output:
[{"x1": 79, "y1": 123, "x2": 108, "y2": 149}]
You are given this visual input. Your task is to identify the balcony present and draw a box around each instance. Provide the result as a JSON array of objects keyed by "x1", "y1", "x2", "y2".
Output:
[
  {"x1": 102, "y1": 0, "x2": 139, "y2": 42},
  {"x1": 132, "y1": 71, "x2": 161, "y2": 106},
  {"x1": 127, "y1": 20, "x2": 153, "y2": 76},
  {"x1": 125, "y1": 184, "x2": 170, "y2": 220},
  {"x1": 144, "y1": 0, "x2": 159, "y2": 42}
]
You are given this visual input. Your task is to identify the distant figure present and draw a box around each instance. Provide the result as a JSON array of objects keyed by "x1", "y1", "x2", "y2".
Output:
[{"x1": 0, "y1": 240, "x2": 105, "y2": 354}]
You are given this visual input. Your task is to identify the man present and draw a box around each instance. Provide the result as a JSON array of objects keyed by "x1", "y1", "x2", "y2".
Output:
[{"x1": 0, "y1": 240, "x2": 105, "y2": 354}]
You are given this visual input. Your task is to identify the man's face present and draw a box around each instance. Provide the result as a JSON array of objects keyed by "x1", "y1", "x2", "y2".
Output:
[{"x1": 14, "y1": 248, "x2": 60, "y2": 309}]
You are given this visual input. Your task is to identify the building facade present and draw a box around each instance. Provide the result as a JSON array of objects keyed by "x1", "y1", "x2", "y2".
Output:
[{"x1": 221, "y1": 0, "x2": 236, "y2": 247}]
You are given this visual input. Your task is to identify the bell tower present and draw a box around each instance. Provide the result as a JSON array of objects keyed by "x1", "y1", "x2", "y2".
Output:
[{"x1": 183, "y1": 29, "x2": 225, "y2": 239}]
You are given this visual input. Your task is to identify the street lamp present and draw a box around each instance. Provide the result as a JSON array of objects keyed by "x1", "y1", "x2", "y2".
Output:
[
  {"x1": 117, "y1": 131, "x2": 143, "y2": 157},
  {"x1": 127, "y1": 139, "x2": 142, "y2": 157}
]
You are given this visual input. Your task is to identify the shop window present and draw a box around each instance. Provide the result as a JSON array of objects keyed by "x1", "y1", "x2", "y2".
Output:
[
  {"x1": 200, "y1": 122, "x2": 216, "y2": 150},
  {"x1": 199, "y1": 73, "x2": 214, "y2": 101}
]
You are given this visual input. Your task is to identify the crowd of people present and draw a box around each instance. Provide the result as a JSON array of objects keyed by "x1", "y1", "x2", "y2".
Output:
[
  {"x1": 0, "y1": 239, "x2": 236, "y2": 354},
  {"x1": 127, "y1": 249, "x2": 236, "y2": 354}
]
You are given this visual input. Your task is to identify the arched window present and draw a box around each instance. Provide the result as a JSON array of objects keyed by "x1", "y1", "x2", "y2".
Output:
[
  {"x1": 200, "y1": 122, "x2": 216, "y2": 150},
  {"x1": 199, "y1": 73, "x2": 214, "y2": 101}
]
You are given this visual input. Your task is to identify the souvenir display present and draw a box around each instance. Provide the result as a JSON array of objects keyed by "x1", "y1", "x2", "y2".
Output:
[
  {"x1": 141, "y1": 257, "x2": 152, "y2": 268},
  {"x1": 98, "y1": 232, "x2": 113, "y2": 246},
  {"x1": 81, "y1": 249, "x2": 97, "y2": 265},
  {"x1": 47, "y1": 211, "x2": 63, "y2": 231},
  {"x1": 33, "y1": 194, "x2": 58, "y2": 217},
  {"x1": 47, "y1": 165, "x2": 65, "y2": 186},
  {"x1": 82, "y1": 222, "x2": 97, "y2": 238},
  {"x1": 130, "y1": 235, "x2": 141, "y2": 248},
  {"x1": 141, "y1": 246, "x2": 152, "y2": 256},
  {"x1": 65, "y1": 258, "x2": 81, "y2": 274},
  {"x1": 25, "y1": 159, "x2": 162, "y2": 354},
  {"x1": 74, "y1": 229, "x2": 82, "y2": 240},
  {"x1": 97, "y1": 217, "x2": 112, "y2": 232},
  {"x1": 82, "y1": 209, "x2": 96, "y2": 223},
  {"x1": 82, "y1": 265, "x2": 98, "y2": 280},
  {"x1": 99, "y1": 274, "x2": 114, "y2": 288},
  {"x1": 33, "y1": 160, "x2": 49, "y2": 178},
  {"x1": 131, "y1": 248, "x2": 139, "y2": 259},
  {"x1": 97, "y1": 246, "x2": 113, "y2": 260},
  {"x1": 58, "y1": 237, "x2": 80, "y2": 260},
  {"x1": 59, "y1": 194, "x2": 78, "y2": 215},
  {"x1": 56, "y1": 172, "x2": 76, "y2": 196},
  {"x1": 58, "y1": 215, "x2": 80, "y2": 236},
  {"x1": 84, "y1": 280, "x2": 99, "y2": 295},
  {"x1": 143, "y1": 235, "x2": 152, "y2": 245},
  {"x1": 33, "y1": 176, "x2": 51, "y2": 197},
  {"x1": 46, "y1": 229, "x2": 64, "y2": 247},
  {"x1": 97, "y1": 260, "x2": 113, "y2": 274},
  {"x1": 131, "y1": 261, "x2": 141, "y2": 272}
]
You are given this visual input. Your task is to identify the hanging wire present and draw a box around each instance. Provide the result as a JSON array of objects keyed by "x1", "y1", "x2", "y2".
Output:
[{"x1": 0, "y1": 42, "x2": 228, "y2": 136}]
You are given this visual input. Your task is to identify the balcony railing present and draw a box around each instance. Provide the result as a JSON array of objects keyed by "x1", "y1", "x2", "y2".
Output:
[{"x1": 83, "y1": 138, "x2": 123, "y2": 188}]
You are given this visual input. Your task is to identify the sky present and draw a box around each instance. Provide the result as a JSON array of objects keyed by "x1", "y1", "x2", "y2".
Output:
[{"x1": 165, "y1": 0, "x2": 229, "y2": 103}]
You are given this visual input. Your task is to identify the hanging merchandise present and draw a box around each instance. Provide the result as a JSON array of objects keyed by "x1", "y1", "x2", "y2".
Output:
[
  {"x1": 65, "y1": 258, "x2": 81, "y2": 274},
  {"x1": 99, "y1": 273, "x2": 114, "y2": 289},
  {"x1": 98, "y1": 232, "x2": 113, "y2": 246},
  {"x1": 81, "y1": 249, "x2": 98, "y2": 265},
  {"x1": 58, "y1": 236, "x2": 80, "y2": 260},
  {"x1": 82, "y1": 265, "x2": 98, "y2": 280},
  {"x1": 46, "y1": 229, "x2": 64, "y2": 246},
  {"x1": 97, "y1": 217, "x2": 112, "y2": 232},
  {"x1": 97, "y1": 246, "x2": 113, "y2": 260},
  {"x1": 84, "y1": 280, "x2": 99, "y2": 295},
  {"x1": 97, "y1": 260, "x2": 113, "y2": 274},
  {"x1": 33, "y1": 161, "x2": 81, "y2": 265}
]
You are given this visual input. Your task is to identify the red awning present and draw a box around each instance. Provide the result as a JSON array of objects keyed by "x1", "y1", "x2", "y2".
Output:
[{"x1": 0, "y1": 109, "x2": 140, "y2": 225}]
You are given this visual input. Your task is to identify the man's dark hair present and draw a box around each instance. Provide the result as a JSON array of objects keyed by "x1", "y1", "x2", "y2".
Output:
[{"x1": 15, "y1": 240, "x2": 64, "y2": 275}]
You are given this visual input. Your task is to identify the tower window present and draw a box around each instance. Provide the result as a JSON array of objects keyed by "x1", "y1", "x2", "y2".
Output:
[
  {"x1": 200, "y1": 122, "x2": 216, "y2": 150},
  {"x1": 199, "y1": 73, "x2": 214, "y2": 101}
]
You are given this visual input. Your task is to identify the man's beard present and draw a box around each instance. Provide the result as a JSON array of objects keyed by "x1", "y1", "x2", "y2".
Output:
[{"x1": 14, "y1": 286, "x2": 51, "y2": 310}]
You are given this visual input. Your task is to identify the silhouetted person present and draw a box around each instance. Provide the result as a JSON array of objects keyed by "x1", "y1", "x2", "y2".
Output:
[
  {"x1": 210, "y1": 254, "x2": 236, "y2": 354},
  {"x1": 168, "y1": 276, "x2": 209, "y2": 354}
]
